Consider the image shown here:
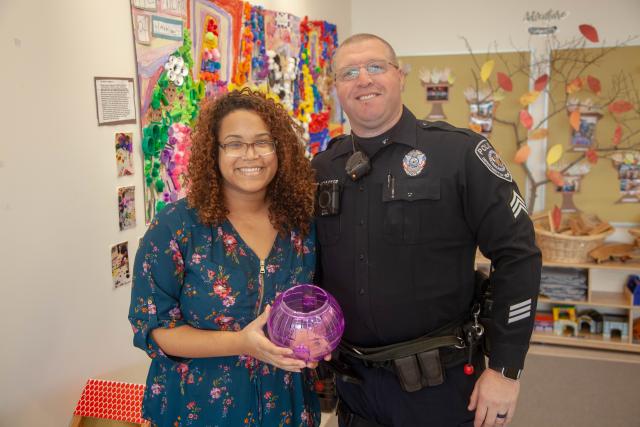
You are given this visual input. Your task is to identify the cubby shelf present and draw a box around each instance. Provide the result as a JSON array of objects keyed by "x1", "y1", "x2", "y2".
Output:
[{"x1": 476, "y1": 255, "x2": 640, "y2": 353}]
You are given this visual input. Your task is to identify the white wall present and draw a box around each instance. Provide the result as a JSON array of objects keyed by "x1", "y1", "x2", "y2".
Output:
[
  {"x1": 0, "y1": 1, "x2": 350, "y2": 426},
  {"x1": 351, "y1": 0, "x2": 640, "y2": 55}
]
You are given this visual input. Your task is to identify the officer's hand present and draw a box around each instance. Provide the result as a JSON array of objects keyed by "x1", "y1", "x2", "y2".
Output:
[
  {"x1": 468, "y1": 369, "x2": 520, "y2": 427},
  {"x1": 240, "y1": 305, "x2": 307, "y2": 372}
]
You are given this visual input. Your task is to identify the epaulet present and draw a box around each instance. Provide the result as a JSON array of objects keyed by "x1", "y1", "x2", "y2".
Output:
[
  {"x1": 325, "y1": 133, "x2": 349, "y2": 150},
  {"x1": 417, "y1": 120, "x2": 481, "y2": 139}
]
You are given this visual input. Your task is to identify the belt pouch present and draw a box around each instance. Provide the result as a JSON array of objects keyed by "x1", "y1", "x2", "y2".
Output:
[
  {"x1": 392, "y1": 355, "x2": 423, "y2": 392},
  {"x1": 417, "y1": 349, "x2": 444, "y2": 386}
]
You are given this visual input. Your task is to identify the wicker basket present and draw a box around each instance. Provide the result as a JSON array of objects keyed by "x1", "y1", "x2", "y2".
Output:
[{"x1": 532, "y1": 213, "x2": 613, "y2": 263}]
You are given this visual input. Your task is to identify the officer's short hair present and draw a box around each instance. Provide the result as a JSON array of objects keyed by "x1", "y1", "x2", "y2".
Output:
[{"x1": 331, "y1": 33, "x2": 398, "y2": 73}]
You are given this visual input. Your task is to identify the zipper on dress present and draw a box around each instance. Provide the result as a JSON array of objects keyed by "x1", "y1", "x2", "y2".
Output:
[{"x1": 256, "y1": 259, "x2": 266, "y2": 316}]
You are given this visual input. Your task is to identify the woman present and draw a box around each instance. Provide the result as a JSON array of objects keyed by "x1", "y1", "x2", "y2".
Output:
[{"x1": 129, "y1": 88, "x2": 319, "y2": 426}]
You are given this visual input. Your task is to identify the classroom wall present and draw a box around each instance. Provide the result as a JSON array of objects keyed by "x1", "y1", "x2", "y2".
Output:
[{"x1": 0, "y1": 1, "x2": 350, "y2": 426}]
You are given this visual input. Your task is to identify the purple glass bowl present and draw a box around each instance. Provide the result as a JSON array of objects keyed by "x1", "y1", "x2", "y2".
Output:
[{"x1": 267, "y1": 284, "x2": 345, "y2": 362}]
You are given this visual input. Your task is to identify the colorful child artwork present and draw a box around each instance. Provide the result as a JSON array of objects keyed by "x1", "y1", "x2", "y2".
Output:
[
  {"x1": 111, "y1": 242, "x2": 131, "y2": 288},
  {"x1": 570, "y1": 113, "x2": 601, "y2": 151},
  {"x1": 464, "y1": 88, "x2": 496, "y2": 135},
  {"x1": 610, "y1": 151, "x2": 640, "y2": 203},
  {"x1": 419, "y1": 68, "x2": 455, "y2": 120},
  {"x1": 115, "y1": 132, "x2": 134, "y2": 176},
  {"x1": 129, "y1": 0, "x2": 341, "y2": 221},
  {"x1": 118, "y1": 186, "x2": 136, "y2": 230}
]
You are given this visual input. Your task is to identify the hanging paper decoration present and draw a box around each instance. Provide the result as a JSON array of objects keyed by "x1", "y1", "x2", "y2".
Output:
[
  {"x1": 464, "y1": 87, "x2": 497, "y2": 136},
  {"x1": 566, "y1": 77, "x2": 583, "y2": 94},
  {"x1": 496, "y1": 72, "x2": 513, "y2": 92},
  {"x1": 519, "y1": 110, "x2": 533, "y2": 130},
  {"x1": 514, "y1": 144, "x2": 531, "y2": 164},
  {"x1": 420, "y1": 68, "x2": 455, "y2": 120},
  {"x1": 519, "y1": 91, "x2": 540, "y2": 107},
  {"x1": 534, "y1": 74, "x2": 549, "y2": 91},
  {"x1": 480, "y1": 60, "x2": 494, "y2": 83},
  {"x1": 612, "y1": 125, "x2": 623, "y2": 145},
  {"x1": 585, "y1": 148, "x2": 599, "y2": 164},
  {"x1": 579, "y1": 24, "x2": 599, "y2": 43},
  {"x1": 609, "y1": 151, "x2": 640, "y2": 203},
  {"x1": 587, "y1": 75, "x2": 601, "y2": 95},
  {"x1": 566, "y1": 98, "x2": 603, "y2": 152},
  {"x1": 546, "y1": 144, "x2": 564, "y2": 166},
  {"x1": 569, "y1": 110, "x2": 581, "y2": 131},
  {"x1": 547, "y1": 170, "x2": 565, "y2": 187},
  {"x1": 529, "y1": 128, "x2": 549, "y2": 140},
  {"x1": 608, "y1": 100, "x2": 634, "y2": 114}
]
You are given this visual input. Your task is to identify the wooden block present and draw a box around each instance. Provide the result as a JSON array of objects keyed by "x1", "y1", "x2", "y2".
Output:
[{"x1": 587, "y1": 221, "x2": 613, "y2": 236}]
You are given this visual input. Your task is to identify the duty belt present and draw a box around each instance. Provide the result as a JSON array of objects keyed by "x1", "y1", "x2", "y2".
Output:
[{"x1": 334, "y1": 310, "x2": 485, "y2": 392}]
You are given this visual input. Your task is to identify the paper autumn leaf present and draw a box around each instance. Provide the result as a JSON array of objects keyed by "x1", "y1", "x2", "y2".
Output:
[
  {"x1": 469, "y1": 123, "x2": 483, "y2": 133},
  {"x1": 493, "y1": 90, "x2": 506, "y2": 102},
  {"x1": 569, "y1": 110, "x2": 581, "y2": 131},
  {"x1": 546, "y1": 144, "x2": 563, "y2": 165},
  {"x1": 587, "y1": 75, "x2": 601, "y2": 95},
  {"x1": 520, "y1": 91, "x2": 540, "y2": 107},
  {"x1": 551, "y1": 205, "x2": 563, "y2": 232},
  {"x1": 514, "y1": 144, "x2": 531, "y2": 164},
  {"x1": 519, "y1": 110, "x2": 533, "y2": 130},
  {"x1": 608, "y1": 100, "x2": 634, "y2": 114},
  {"x1": 534, "y1": 74, "x2": 549, "y2": 91},
  {"x1": 612, "y1": 125, "x2": 622, "y2": 145},
  {"x1": 566, "y1": 77, "x2": 583, "y2": 94},
  {"x1": 586, "y1": 148, "x2": 599, "y2": 164},
  {"x1": 579, "y1": 24, "x2": 599, "y2": 43},
  {"x1": 497, "y1": 72, "x2": 513, "y2": 92},
  {"x1": 480, "y1": 60, "x2": 495, "y2": 82},
  {"x1": 529, "y1": 128, "x2": 549, "y2": 140},
  {"x1": 547, "y1": 170, "x2": 565, "y2": 187}
]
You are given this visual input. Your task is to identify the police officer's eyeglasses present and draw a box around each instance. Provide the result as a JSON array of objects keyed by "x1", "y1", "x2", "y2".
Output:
[
  {"x1": 219, "y1": 140, "x2": 277, "y2": 157},
  {"x1": 335, "y1": 60, "x2": 399, "y2": 82}
]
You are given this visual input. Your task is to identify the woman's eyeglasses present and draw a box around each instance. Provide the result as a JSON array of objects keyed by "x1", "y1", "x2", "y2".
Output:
[{"x1": 219, "y1": 140, "x2": 277, "y2": 157}]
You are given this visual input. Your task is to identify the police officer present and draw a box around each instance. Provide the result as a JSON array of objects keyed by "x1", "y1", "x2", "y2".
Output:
[{"x1": 312, "y1": 34, "x2": 542, "y2": 427}]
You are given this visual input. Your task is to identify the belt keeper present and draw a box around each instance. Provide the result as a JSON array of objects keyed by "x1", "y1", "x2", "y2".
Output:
[
  {"x1": 392, "y1": 355, "x2": 423, "y2": 393},
  {"x1": 417, "y1": 349, "x2": 444, "y2": 387}
]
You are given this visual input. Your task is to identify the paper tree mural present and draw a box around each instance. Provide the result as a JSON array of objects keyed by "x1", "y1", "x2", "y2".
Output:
[
  {"x1": 463, "y1": 24, "x2": 640, "y2": 209},
  {"x1": 420, "y1": 68, "x2": 455, "y2": 120}
]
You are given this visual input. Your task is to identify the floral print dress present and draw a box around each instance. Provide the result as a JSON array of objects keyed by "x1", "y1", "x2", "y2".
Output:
[{"x1": 129, "y1": 199, "x2": 320, "y2": 427}]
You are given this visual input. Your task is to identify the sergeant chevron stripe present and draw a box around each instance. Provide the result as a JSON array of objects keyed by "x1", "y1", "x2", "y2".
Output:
[
  {"x1": 508, "y1": 298, "x2": 532, "y2": 324},
  {"x1": 510, "y1": 190, "x2": 527, "y2": 219}
]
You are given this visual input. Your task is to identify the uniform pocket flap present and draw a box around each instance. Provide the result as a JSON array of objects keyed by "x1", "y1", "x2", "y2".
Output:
[{"x1": 382, "y1": 177, "x2": 440, "y2": 202}]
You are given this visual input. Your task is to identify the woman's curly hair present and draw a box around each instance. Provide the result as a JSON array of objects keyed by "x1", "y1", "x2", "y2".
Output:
[{"x1": 187, "y1": 88, "x2": 315, "y2": 236}]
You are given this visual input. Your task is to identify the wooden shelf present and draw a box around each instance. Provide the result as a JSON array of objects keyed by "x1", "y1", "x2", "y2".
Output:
[
  {"x1": 476, "y1": 254, "x2": 640, "y2": 271},
  {"x1": 531, "y1": 331, "x2": 640, "y2": 353},
  {"x1": 539, "y1": 291, "x2": 630, "y2": 309}
]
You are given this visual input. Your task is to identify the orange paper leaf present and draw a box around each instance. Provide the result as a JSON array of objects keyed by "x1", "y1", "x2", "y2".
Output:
[
  {"x1": 534, "y1": 74, "x2": 549, "y2": 91},
  {"x1": 587, "y1": 75, "x2": 601, "y2": 95},
  {"x1": 608, "y1": 100, "x2": 634, "y2": 114},
  {"x1": 529, "y1": 128, "x2": 549, "y2": 140},
  {"x1": 586, "y1": 148, "x2": 598, "y2": 164},
  {"x1": 566, "y1": 77, "x2": 583, "y2": 94},
  {"x1": 612, "y1": 125, "x2": 622, "y2": 145},
  {"x1": 520, "y1": 91, "x2": 540, "y2": 107},
  {"x1": 569, "y1": 110, "x2": 581, "y2": 131},
  {"x1": 551, "y1": 205, "x2": 563, "y2": 232},
  {"x1": 579, "y1": 24, "x2": 599, "y2": 43},
  {"x1": 514, "y1": 144, "x2": 531, "y2": 164},
  {"x1": 497, "y1": 72, "x2": 513, "y2": 92},
  {"x1": 519, "y1": 110, "x2": 533, "y2": 130},
  {"x1": 547, "y1": 170, "x2": 565, "y2": 187},
  {"x1": 469, "y1": 123, "x2": 483, "y2": 133}
]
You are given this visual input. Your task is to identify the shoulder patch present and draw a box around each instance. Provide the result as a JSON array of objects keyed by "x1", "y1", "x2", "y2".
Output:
[{"x1": 474, "y1": 140, "x2": 513, "y2": 182}]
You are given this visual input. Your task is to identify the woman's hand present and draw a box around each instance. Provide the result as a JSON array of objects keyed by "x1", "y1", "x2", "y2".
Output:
[{"x1": 240, "y1": 305, "x2": 308, "y2": 372}]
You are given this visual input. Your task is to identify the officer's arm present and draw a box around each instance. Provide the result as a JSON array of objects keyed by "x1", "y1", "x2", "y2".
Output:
[{"x1": 461, "y1": 139, "x2": 542, "y2": 372}]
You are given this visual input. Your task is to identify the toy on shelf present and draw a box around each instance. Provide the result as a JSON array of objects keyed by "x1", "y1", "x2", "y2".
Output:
[
  {"x1": 552, "y1": 306, "x2": 578, "y2": 337},
  {"x1": 534, "y1": 312, "x2": 554, "y2": 333},
  {"x1": 602, "y1": 315, "x2": 629, "y2": 340},
  {"x1": 633, "y1": 318, "x2": 640, "y2": 342},
  {"x1": 71, "y1": 379, "x2": 148, "y2": 427},
  {"x1": 577, "y1": 309, "x2": 603, "y2": 335},
  {"x1": 625, "y1": 275, "x2": 640, "y2": 305}
]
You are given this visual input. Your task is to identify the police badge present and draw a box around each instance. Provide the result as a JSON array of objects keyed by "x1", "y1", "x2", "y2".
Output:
[{"x1": 402, "y1": 149, "x2": 427, "y2": 176}]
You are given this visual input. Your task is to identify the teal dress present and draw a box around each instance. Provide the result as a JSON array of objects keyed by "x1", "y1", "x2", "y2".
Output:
[{"x1": 129, "y1": 199, "x2": 320, "y2": 427}]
